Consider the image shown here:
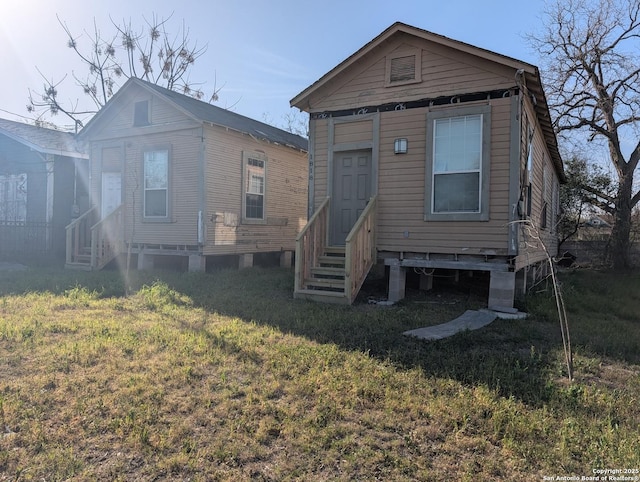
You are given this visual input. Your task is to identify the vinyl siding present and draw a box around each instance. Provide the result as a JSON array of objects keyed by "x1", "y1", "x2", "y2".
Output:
[
  {"x1": 308, "y1": 36, "x2": 516, "y2": 113},
  {"x1": 203, "y1": 124, "x2": 307, "y2": 255},
  {"x1": 514, "y1": 98, "x2": 560, "y2": 269},
  {"x1": 308, "y1": 96, "x2": 513, "y2": 256}
]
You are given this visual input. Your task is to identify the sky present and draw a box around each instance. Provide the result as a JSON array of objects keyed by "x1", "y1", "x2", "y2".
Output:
[{"x1": 0, "y1": 0, "x2": 548, "y2": 132}]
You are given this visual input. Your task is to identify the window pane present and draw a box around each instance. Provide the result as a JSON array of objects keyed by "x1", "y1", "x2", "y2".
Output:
[
  {"x1": 433, "y1": 172, "x2": 480, "y2": 212},
  {"x1": 145, "y1": 190, "x2": 167, "y2": 217},
  {"x1": 144, "y1": 150, "x2": 168, "y2": 218},
  {"x1": 144, "y1": 151, "x2": 168, "y2": 189},
  {"x1": 434, "y1": 115, "x2": 481, "y2": 173},
  {"x1": 245, "y1": 193, "x2": 264, "y2": 219}
]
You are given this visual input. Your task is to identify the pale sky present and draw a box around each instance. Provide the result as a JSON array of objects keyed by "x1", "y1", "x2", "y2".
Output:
[{"x1": 0, "y1": 0, "x2": 547, "y2": 131}]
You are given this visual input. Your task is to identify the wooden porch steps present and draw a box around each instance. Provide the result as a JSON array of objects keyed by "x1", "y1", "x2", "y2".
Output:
[{"x1": 298, "y1": 246, "x2": 350, "y2": 303}]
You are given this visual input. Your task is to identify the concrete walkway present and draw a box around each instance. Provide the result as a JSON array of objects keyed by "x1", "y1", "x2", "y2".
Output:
[{"x1": 403, "y1": 309, "x2": 498, "y2": 341}]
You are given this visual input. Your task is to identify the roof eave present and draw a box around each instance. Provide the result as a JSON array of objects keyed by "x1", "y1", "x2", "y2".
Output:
[{"x1": 0, "y1": 128, "x2": 88, "y2": 159}]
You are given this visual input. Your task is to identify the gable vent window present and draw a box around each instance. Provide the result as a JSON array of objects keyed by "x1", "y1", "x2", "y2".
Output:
[
  {"x1": 391, "y1": 55, "x2": 416, "y2": 82},
  {"x1": 134, "y1": 100, "x2": 150, "y2": 126},
  {"x1": 385, "y1": 48, "x2": 421, "y2": 87}
]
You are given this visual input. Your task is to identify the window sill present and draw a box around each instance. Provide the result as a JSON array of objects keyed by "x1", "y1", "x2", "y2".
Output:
[{"x1": 424, "y1": 212, "x2": 489, "y2": 222}]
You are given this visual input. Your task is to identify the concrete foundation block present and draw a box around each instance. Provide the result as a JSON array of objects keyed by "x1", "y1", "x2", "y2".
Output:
[
  {"x1": 489, "y1": 271, "x2": 516, "y2": 310},
  {"x1": 419, "y1": 273, "x2": 433, "y2": 291},
  {"x1": 137, "y1": 251, "x2": 154, "y2": 271},
  {"x1": 239, "y1": 253, "x2": 254, "y2": 269},
  {"x1": 388, "y1": 264, "x2": 406, "y2": 303},
  {"x1": 188, "y1": 254, "x2": 206, "y2": 272},
  {"x1": 280, "y1": 250, "x2": 293, "y2": 268}
]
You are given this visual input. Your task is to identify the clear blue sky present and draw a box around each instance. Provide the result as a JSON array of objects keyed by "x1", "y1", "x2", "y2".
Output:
[{"x1": 0, "y1": 0, "x2": 547, "y2": 131}]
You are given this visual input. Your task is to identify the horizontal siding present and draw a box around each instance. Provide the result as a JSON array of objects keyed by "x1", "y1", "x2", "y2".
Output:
[
  {"x1": 309, "y1": 38, "x2": 516, "y2": 112},
  {"x1": 514, "y1": 97, "x2": 560, "y2": 267},
  {"x1": 376, "y1": 98, "x2": 512, "y2": 254},
  {"x1": 123, "y1": 127, "x2": 203, "y2": 245},
  {"x1": 89, "y1": 84, "x2": 197, "y2": 138},
  {"x1": 333, "y1": 119, "x2": 373, "y2": 145},
  {"x1": 308, "y1": 97, "x2": 514, "y2": 255},
  {"x1": 203, "y1": 125, "x2": 308, "y2": 256}
]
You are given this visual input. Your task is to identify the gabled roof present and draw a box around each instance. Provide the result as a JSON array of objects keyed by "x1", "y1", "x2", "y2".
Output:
[
  {"x1": 82, "y1": 78, "x2": 308, "y2": 152},
  {"x1": 291, "y1": 22, "x2": 564, "y2": 182},
  {"x1": 0, "y1": 118, "x2": 88, "y2": 159}
]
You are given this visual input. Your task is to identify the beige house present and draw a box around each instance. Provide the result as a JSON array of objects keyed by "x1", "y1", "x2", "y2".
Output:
[
  {"x1": 291, "y1": 22, "x2": 565, "y2": 307},
  {"x1": 66, "y1": 78, "x2": 308, "y2": 271}
]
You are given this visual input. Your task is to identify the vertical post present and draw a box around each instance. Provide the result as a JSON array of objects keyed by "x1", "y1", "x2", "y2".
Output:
[
  {"x1": 280, "y1": 250, "x2": 292, "y2": 268},
  {"x1": 188, "y1": 254, "x2": 206, "y2": 272},
  {"x1": 239, "y1": 253, "x2": 253, "y2": 269},
  {"x1": 388, "y1": 262, "x2": 406, "y2": 303},
  {"x1": 489, "y1": 270, "x2": 516, "y2": 310}
]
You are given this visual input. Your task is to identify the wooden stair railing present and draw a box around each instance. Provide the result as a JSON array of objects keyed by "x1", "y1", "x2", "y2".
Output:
[
  {"x1": 90, "y1": 205, "x2": 124, "y2": 270},
  {"x1": 295, "y1": 197, "x2": 330, "y2": 295},
  {"x1": 344, "y1": 195, "x2": 377, "y2": 304},
  {"x1": 65, "y1": 208, "x2": 97, "y2": 267},
  {"x1": 294, "y1": 196, "x2": 377, "y2": 304}
]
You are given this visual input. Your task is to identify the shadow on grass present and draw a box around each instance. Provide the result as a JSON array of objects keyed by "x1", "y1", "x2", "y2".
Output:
[{"x1": 2, "y1": 265, "x2": 637, "y2": 407}]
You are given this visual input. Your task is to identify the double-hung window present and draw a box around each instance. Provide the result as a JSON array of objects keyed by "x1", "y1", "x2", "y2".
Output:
[
  {"x1": 143, "y1": 150, "x2": 169, "y2": 219},
  {"x1": 425, "y1": 105, "x2": 491, "y2": 221},
  {"x1": 242, "y1": 152, "x2": 267, "y2": 223}
]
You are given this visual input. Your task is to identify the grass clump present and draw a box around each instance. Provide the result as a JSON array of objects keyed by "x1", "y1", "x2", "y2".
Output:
[{"x1": 0, "y1": 266, "x2": 638, "y2": 480}]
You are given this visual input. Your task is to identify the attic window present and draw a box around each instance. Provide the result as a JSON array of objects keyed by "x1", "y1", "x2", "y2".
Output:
[
  {"x1": 391, "y1": 56, "x2": 415, "y2": 81},
  {"x1": 134, "y1": 100, "x2": 150, "y2": 126},
  {"x1": 385, "y1": 48, "x2": 421, "y2": 87}
]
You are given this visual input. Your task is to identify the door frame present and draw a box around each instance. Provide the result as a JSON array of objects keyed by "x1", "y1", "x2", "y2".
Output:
[
  {"x1": 330, "y1": 150, "x2": 373, "y2": 245},
  {"x1": 326, "y1": 113, "x2": 380, "y2": 244}
]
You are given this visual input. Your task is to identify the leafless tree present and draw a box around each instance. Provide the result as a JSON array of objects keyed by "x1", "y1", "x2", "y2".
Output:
[
  {"x1": 529, "y1": 0, "x2": 640, "y2": 269},
  {"x1": 27, "y1": 14, "x2": 218, "y2": 131}
]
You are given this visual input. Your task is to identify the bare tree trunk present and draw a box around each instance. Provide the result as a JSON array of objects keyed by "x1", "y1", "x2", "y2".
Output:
[{"x1": 610, "y1": 170, "x2": 634, "y2": 270}]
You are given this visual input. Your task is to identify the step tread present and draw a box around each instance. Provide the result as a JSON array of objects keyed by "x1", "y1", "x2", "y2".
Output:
[
  {"x1": 318, "y1": 256, "x2": 346, "y2": 266},
  {"x1": 304, "y1": 277, "x2": 346, "y2": 289},
  {"x1": 310, "y1": 267, "x2": 346, "y2": 276}
]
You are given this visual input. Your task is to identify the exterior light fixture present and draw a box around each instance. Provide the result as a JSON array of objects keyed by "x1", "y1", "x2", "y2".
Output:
[{"x1": 394, "y1": 138, "x2": 408, "y2": 154}]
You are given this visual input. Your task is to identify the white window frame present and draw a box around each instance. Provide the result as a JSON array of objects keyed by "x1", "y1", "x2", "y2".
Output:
[
  {"x1": 424, "y1": 105, "x2": 491, "y2": 221},
  {"x1": 0, "y1": 173, "x2": 27, "y2": 223},
  {"x1": 242, "y1": 151, "x2": 267, "y2": 224},
  {"x1": 143, "y1": 149, "x2": 170, "y2": 221}
]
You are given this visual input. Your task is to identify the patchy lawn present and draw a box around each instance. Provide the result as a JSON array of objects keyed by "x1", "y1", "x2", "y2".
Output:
[{"x1": 0, "y1": 267, "x2": 638, "y2": 481}]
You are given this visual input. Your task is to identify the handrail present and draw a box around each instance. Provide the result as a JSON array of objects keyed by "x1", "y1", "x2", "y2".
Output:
[
  {"x1": 295, "y1": 197, "x2": 330, "y2": 293},
  {"x1": 90, "y1": 205, "x2": 124, "y2": 269},
  {"x1": 65, "y1": 208, "x2": 97, "y2": 265},
  {"x1": 344, "y1": 195, "x2": 377, "y2": 303},
  {"x1": 295, "y1": 197, "x2": 330, "y2": 242}
]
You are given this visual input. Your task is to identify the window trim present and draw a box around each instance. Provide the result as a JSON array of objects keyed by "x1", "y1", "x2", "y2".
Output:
[
  {"x1": 142, "y1": 146, "x2": 171, "y2": 222},
  {"x1": 241, "y1": 151, "x2": 267, "y2": 224},
  {"x1": 385, "y1": 48, "x2": 422, "y2": 87},
  {"x1": 424, "y1": 105, "x2": 491, "y2": 222}
]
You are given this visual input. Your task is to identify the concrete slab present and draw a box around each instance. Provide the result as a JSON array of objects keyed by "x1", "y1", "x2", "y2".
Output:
[{"x1": 403, "y1": 309, "x2": 497, "y2": 341}]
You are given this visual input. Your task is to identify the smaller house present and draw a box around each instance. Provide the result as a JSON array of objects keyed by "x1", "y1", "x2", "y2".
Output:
[
  {"x1": 66, "y1": 78, "x2": 308, "y2": 271},
  {"x1": 0, "y1": 118, "x2": 88, "y2": 261}
]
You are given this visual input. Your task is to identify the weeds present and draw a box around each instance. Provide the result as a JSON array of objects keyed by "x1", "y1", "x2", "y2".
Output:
[{"x1": 0, "y1": 267, "x2": 638, "y2": 480}]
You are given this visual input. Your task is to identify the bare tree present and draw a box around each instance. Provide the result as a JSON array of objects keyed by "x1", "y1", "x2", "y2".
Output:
[
  {"x1": 530, "y1": 0, "x2": 640, "y2": 269},
  {"x1": 27, "y1": 14, "x2": 218, "y2": 131}
]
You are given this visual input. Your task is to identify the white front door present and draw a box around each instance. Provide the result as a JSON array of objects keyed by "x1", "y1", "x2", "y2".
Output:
[{"x1": 101, "y1": 172, "x2": 122, "y2": 218}]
